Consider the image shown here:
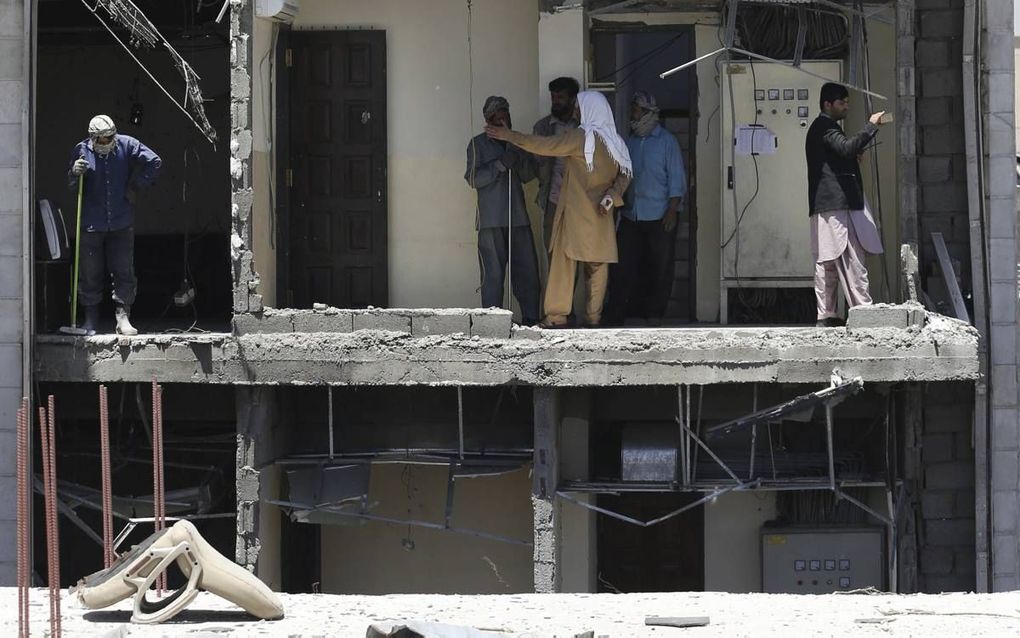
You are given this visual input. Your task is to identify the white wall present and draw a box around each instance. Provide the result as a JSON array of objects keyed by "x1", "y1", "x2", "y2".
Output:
[
  {"x1": 703, "y1": 491, "x2": 777, "y2": 592},
  {"x1": 279, "y1": 0, "x2": 540, "y2": 308},
  {"x1": 319, "y1": 464, "x2": 534, "y2": 594},
  {"x1": 252, "y1": 17, "x2": 277, "y2": 305}
]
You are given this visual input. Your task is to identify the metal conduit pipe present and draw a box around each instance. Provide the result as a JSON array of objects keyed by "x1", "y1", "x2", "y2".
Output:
[{"x1": 961, "y1": 0, "x2": 991, "y2": 593}]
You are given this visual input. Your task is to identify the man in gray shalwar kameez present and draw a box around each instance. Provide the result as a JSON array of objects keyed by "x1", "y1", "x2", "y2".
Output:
[{"x1": 465, "y1": 96, "x2": 541, "y2": 325}]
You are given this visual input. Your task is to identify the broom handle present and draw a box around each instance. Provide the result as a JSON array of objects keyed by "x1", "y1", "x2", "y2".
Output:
[{"x1": 71, "y1": 173, "x2": 83, "y2": 326}]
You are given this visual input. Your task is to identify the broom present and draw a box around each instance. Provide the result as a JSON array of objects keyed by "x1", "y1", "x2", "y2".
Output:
[{"x1": 59, "y1": 172, "x2": 88, "y2": 335}]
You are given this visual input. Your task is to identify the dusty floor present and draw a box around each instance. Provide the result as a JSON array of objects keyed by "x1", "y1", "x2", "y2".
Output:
[{"x1": 3, "y1": 587, "x2": 1020, "y2": 637}]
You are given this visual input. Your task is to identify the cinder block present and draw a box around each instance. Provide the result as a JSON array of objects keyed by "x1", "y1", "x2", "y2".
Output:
[
  {"x1": 921, "y1": 546, "x2": 955, "y2": 575},
  {"x1": 916, "y1": 40, "x2": 950, "y2": 68},
  {"x1": 846, "y1": 305, "x2": 911, "y2": 330},
  {"x1": 918, "y1": 156, "x2": 953, "y2": 183},
  {"x1": 993, "y1": 574, "x2": 1018, "y2": 592},
  {"x1": 922, "y1": 433, "x2": 956, "y2": 464},
  {"x1": 353, "y1": 311, "x2": 411, "y2": 333},
  {"x1": 232, "y1": 311, "x2": 294, "y2": 335},
  {"x1": 0, "y1": 213, "x2": 20, "y2": 256},
  {"x1": 991, "y1": 407, "x2": 1019, "y2": 451},
  {"x1": 991, "y1": 447, "x2": 1015, "y2": 492},
  {"x1": 0, "y1": 429, "x2": 12, "y2": 475},
  {"x1": 470, "y1": 310, "x2": 513, "y2": 339},
  {"x1": 924, "y1": 574, "x2": 975, "y2": 594},
  {"x1": 0, "y1": 254, "x2": 22, "y2": 297},
  {"x1": 954, "y1": 490, "x2": 975, "y2": 519},
  {"x1": 991, "y1": 533, "x2": 1018, "y2": 575},
  {"x1": 916, "y1": 97, "x2": 950, "y2": 126},
  {"x1": 412, "y1": 312, "x2": 470, "y2": 337},
  {"x1": 925, "y1": 462, "x2": 975, "y2": 490},
  {"x1": 921, "y1": 68, "x2": 962, "y2": 99},
  {"x1": 293, "y1": 310, "x2": 354, "y2": 333},
  {"x1": 953, "y1": 547, "x2": 977, "y2": 574},
  {"x1": 921, "y1": 183, "x2": 969, "y2": 212},
  {"x1": 992, "y1": 490, "x2": 1019, "y2": 533},
  {"x1": 922, "y1": 491, "x2": 956, "y2": 519},
  {"x1": 924, "y1": 403, "x2": 971, "y2": 433},
  {"x1": 0, "y1": 521, "x2": 13, "y2": 563},
  {"x1": 922, "y1": 125, "x2": 965, "y2": 155},
  {"x1": 919, "y1": 10, "x2": 963, "y2": 40},
  {"x1": 0, "y1": 345, "x2": 20, "y2": 388},
  {"x1": 925, "y1": 518, "x2": 976, "y2": 547}
]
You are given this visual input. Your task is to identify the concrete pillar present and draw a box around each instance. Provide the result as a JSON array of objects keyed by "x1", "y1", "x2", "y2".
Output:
[
  {"x1": 235, "y1": 386, "x2": 281, "y2": 572},
  {"x1": 532, "y1": 387, "x2": 561, "y2": 593},
  {"x1": 0, "y1": 0, "x2": 29, "y2": 586},
  {"x1": 230, "y1": 0, "x2": 260, "y2": 313},
  {"x1": 979, "y1": 0, "x2": 1020, "y2": 593}
]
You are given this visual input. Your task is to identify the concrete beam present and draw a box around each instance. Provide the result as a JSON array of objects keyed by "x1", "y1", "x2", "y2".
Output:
[{"x1": 34, "y1": 310, "x2": 980, "y2": 387}]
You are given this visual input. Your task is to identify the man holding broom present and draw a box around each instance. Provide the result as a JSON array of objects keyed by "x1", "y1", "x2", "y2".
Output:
[{"x1": 67, "y1": 114, "x2": 161, "y2": 336}]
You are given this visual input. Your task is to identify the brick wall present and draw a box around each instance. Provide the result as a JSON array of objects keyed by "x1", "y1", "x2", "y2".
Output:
[
  {"x1": 919, "y1": 382, "x2": 976, "y2": 592},
  {"x1": 0, "y1": 0, "x2": 26, "y2": 585}
]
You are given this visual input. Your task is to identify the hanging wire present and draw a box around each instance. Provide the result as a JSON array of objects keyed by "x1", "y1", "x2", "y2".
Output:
[{"x1": 79, "y1": 0, "x2": 218, "y2": 145}]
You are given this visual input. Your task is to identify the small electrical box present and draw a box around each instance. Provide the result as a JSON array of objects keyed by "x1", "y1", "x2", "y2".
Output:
[{"x1": 761, "y1": 526, "x2": 884, "y2": 594}]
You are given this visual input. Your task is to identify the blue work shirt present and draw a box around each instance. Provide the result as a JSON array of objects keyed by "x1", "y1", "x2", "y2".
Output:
[
  {"x1": 67, "y1": 134, "x2": 162, "y2": 232},
  {"x1": 622, "y1": 124, "x2": 686, "y2": 221}
]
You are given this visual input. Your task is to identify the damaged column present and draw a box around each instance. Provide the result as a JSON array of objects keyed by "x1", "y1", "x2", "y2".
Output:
[
  {"x1": 236, "y1": 386, "x2": 283, "y2": 573},
  {"x1": 533, "y1": 388, "x2": 561, "y2": 593},
  {"x1": 230, "y1": 0, "x2": 261, "y2": 313}
]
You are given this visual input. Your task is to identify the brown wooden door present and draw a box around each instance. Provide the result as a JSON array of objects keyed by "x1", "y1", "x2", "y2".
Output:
[
  {"x1": 596, "y1": 493, "x2": 705, "y2": 592},
  {"x1": 288, "y1": 31, "x2": 387, "y2": 308}
]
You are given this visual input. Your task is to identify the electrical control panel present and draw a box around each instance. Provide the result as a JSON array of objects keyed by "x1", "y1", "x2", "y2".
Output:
[
  {"x1": 719, "y1": 61, "x2": 843, "y2": 321},
  {"x1": 761, "y1": 526, "x2": 884, "y2": 594}
]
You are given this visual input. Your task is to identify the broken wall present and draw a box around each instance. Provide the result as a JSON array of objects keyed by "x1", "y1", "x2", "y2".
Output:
[{"x1": 319, "y1": 464, "x2": 534, "y2": 594}]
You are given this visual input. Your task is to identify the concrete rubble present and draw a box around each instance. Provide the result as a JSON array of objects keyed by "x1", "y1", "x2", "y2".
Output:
[{"x1": 3, "y1": 587, "x2": 1018, "y2": 637}]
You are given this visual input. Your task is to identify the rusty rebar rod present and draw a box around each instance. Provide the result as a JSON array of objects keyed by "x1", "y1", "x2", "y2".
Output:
[
  {"x1": 47, "y1": 395, "x2": 62, "y2": 637},
  {"x1": 151, "y1": 378, "x2": 166, "y2": 594},
  {"x1": 99, "y1": 385, "x2": 114, "y2": 568},
  {"x1": 38, "y1": 403, "x2": 58, "y2": 637},
  {"x1": 157, "y1": 384, "x2": 166, "y2": 593},
  {"x1": 17, "y1": 398, "x2": 29, "y2": 638}
]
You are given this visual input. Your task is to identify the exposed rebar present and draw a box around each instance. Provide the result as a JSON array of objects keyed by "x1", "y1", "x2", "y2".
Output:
[
  {"x1": 99, "y1": 385, "x2": 114, "y2": 567},
  {"x1": 153, "y1": 380, "x2": 166, "y2": 594},
  {"x1": 16, "y1": 398, "x2": 29, "y2": 638},
  {"x1": 47, "y1": 395, "x2": 62, "y2": 637}
]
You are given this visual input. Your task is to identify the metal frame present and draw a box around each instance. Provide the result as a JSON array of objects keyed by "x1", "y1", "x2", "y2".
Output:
[
  {"x1": 268, "y1": 455, "x2": 533, "y2": 547},
  {"x1": 659, "y1": 0, "x2": 888, "y2": 101},
  {"x1": 557, "y1": 375, "x2": 902, "y2": 590}
]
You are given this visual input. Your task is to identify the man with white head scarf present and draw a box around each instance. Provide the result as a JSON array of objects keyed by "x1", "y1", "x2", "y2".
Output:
[
  {"x1": 604, "y1": 90, "x2": 687, "y2": 327},
  {"x1": 486, "y1": 91, "x2": 631, "y2": 328},
  {"x1": 68, "y1": 114, "x2": 162, "y2": 335}
]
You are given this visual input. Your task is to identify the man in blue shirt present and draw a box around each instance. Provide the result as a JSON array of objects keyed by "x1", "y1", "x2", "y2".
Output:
[
  {"x1": 68, "y1": 115, "x2": 162, "y2": 335},
  {"x1": 605, "y1": 91, "x2": 686, "y2": 326}
]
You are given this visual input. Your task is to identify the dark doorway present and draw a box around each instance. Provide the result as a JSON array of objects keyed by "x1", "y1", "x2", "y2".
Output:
[
  {"x1": 596, "y1": 493, "x2": 705, "y2": 592},
  {"x1": 284, "y1": 31, "x2": 388, "y2": 309},
  {"x1": 591, "y1": 26, "x2": 697, "y2": 323}
]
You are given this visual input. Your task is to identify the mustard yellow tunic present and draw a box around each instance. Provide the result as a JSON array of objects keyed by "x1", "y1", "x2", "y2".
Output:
[{"x1": 506, "y1": 129, "x2": 631, "y2": 263}]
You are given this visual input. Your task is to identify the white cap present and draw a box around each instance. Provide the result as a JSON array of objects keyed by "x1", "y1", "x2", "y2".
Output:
[{"x1": 88, "y1": 114, "x2": 116, "y2": 138}]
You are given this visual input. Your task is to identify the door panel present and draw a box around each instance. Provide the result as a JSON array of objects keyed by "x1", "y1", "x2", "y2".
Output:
[{"x1": 289, "y1": 31, "x2": 387, "y2": 308}]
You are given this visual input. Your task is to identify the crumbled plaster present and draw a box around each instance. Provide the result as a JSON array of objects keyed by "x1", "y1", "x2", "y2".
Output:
[{"x1": 34, "y1": 306, "x2": 980, "y2": 386}]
